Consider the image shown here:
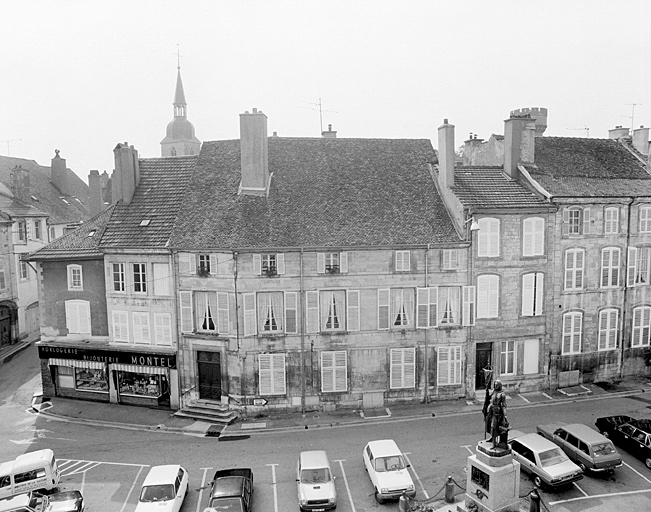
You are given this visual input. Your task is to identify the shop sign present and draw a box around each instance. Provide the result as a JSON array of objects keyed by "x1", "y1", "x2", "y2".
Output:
[{"x1": 38, "y1": 345, "x2": 177, "y2": 369}]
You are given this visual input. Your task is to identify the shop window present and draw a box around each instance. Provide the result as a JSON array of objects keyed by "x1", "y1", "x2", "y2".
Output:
[
  {"x1": 119, "y1": 371, "x2": 168, "y2": 398},
  {"x1": 57, "y1": 366, "x2": 75, "y2": 388},
  {"x1": 75, "y1": 368, "x2": 108, "y2": 391}
]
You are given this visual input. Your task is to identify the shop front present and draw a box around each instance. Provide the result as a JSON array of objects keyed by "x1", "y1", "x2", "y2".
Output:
[{"x1": 38, "y1": 344, "x2": 179, "y2": 409}]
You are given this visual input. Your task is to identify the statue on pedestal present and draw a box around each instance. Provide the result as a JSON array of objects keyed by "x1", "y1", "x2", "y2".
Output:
[{"x1": 481, "y1": 368, "x2": 510, "y2": 449}]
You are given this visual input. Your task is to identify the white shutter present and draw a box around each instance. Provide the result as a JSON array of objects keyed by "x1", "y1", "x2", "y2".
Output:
[
  {"x1": 378, "y1": 288, "x2": 390, "y2": 330},
  {"x1": 284, "y1": 292, "x2": 298, "y2": 334},
  {"x1": 271, "y1": 353, "x2": 286, "y2": 394},
  {"x1": 403, "y1": 348, "x2": 416, "y2": 388},
  {"x1": 452, "y1": 346, "x2": 461, "y2": 384},
  {"x1": 276, "y1": 253, "x2": 285, "y2": 274},
  {"x1": 437, "y1": 347, "x2": 450, "y2": 385},
  {"x1": 477, "y1": 276, "x2": 488, "y2": 318},
  {"x1": 180, "y1": 291, "x2": 193, "y2": 333},
  {"x1": 306, "y1": 291, "x2": 319, "y2": 333},
  {"x1": 153, "y1": 263, "x2": 170, "y2": 296},
  {"x1": 347, "y1": 290, "x2": 360, "y2": 331},
  {"x1": 583, "y1": 208, "x2": 591, "y2": 234},
  {"x1": 252, "y1": 254, "x2": 262, "y2": 275},
  {"x1": 243, "y1": 293, "x2": 257, "y2": 336},
  {"x1": 321, "y1": 351, "x2": 335, "y2": 392},
  {"x1": 522, "y1": 273, "x2": 534, "y2": 316},
  {"x1": 259, "y1": 354, "x2": 272, "y2": 395},
  {"x1": 334, "y1": 351, "x2": 347, "y2": 391},
  {"x1": 488, "y1": 219, "x2": 500, "y2": 256},
  {"x1": 534, "y1": 273, "x2": 544, "y2": 316},
  {"x1": 488, "y1": 275, "x2": 499, "y2": 317},
  {"x1": 562, "y1": 208, "x2": 570, "y2": 236},
  {"x1": 154, "y1": 314, "x2": 172, "y2": 345},
  {"x1": 65, "y1": 301, "x2": 79, "y2": 333},
  {"x1": 133, "y1": 313, "x2": 150, "y2": 344},
  {"x1": 179, "y1": 253, "x2": 195, "y2": 275},
  {"x1": 390, "y1": 348, "x2": 415, "y2": 389},
  {"x1": 317, "y1": 253, "x2": 326, "y2": 273},
  {"x1": 478, "y1": 221, "x2": 488, "y2": 256},
  {"x1": 112, "y1": 311, "x2": 129, "y2": 342},
  {"x1": 209, "y1": 254, "x2": 219, "y2": 275},
  {"x1": 78, "y1": 302, "x2": 91, "y2": 334},
  {"x1": 390, "y1": 349, "x2": 402, "y2": 388},
  {"x1": 628, "y1": 247, "x2": 638, "y2": 287},
  {"x1": 417, "y1": 288, "x2": 430, "y2": 328},
  {"x1": 523, "y1": 339, "x2": 539, "y2": 374},
  {"x1": 523, "y1": 219, "x2": 534, "y2": 256},
  {"x1": 340, "y1": 252, "x2": 348, "y2": 273},
  {"x1": 217, "y1": 292, "x2": 229, "y2": 334},
  {"x1": 462, "y1": 286, "x2": 475, "y2": 326},
  {"x1": 533, "y1": 217, "x2": 545, "y2": 255}
]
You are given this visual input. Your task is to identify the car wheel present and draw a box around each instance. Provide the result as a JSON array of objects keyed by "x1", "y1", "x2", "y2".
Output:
[
  {"x1": 578, "y1": 463, "x2": 586, "y2": 473},
  {"x1": 645, "y1": 458, "x2": 651, "y2": 470},
  {"x1": 533, "y1": 476, "x2": 543, "y2": 488},
  {"x1": 374, "y1": 488, "x2": 384, "y2": 504}
]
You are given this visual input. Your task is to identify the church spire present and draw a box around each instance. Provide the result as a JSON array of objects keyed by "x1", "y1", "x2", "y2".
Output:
[{"x1": 173, "y1": 49, "x2": 187, "y2": 118}]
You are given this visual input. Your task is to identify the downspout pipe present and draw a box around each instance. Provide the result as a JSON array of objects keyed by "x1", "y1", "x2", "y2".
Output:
[
  {"x1": 300, "y1": 248, "x2": 305, "y2": 413},
  {"x1": 424, "y1": 244, "x2": 429, "y2": 403},
  {"x1": 620, "y1": 198, "x2": 635, "y2": 379}
]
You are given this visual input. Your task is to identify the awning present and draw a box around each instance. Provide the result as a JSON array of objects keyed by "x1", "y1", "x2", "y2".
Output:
[
  {"x1": 48, "y1": 358, "x2": 105, "y2": 370},
  {"x1": 112, "y1": 364, "x2": 168, "y2": 375}
]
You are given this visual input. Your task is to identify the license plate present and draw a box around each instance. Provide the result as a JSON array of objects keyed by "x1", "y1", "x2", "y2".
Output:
[{"x1": 313, "y1": 509, "x2": 325, "y2": 511}]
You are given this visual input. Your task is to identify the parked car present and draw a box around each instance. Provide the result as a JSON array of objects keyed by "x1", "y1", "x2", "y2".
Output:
[
  {"x1": 508, "y1": 431, "x2": 583, "y2": 489},
  {"x1": 362, "y1": 440, "x2": 416, "y2": 503},
  {"x1": 135, "y1": 465, "x2": 188, "y2": 512},
  {"x1": 596, "y1": 416, "x2": 651, "y2": 469},
  {"x1": 207, "y1": 468, "x2": 253, "y2": 512},
  {"x1": 0, "y1": 492, "x2": 41, "y2": 512},
  {"x1": 42, "y1": 490, "x2": 84, "y2": 512},
  {"x1": 296, "y1": 451, "x2": 336, "y2": 511},
  {"x1": 536, "y1": 422, "x2": 622, "y2": 473}
]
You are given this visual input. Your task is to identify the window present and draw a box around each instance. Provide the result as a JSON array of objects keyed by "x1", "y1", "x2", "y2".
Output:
[
  {"x1": 601, "y1": 248, "x2": 621, "y2": 288},
  {"x1": 34, "y1": 220, "x2": 41, "y2": 240},
  {"x1": 262, "y1": 254, "x2": 277, "y2": 273},
  {"x1": 133, "y1": 263, "x2": 147, "y2": 293},
  {"x1": 259, "y1": 353, "x2": 286, "y2": 395},
  {"x1": 627, "y1": 247, "x2": 651, "y2": 286},
  {"x1": 65, "y1": 300, "x2": 91, "y2": 334},
  {"x1": 133, "y1": 312, "x2": 151, "y2": 344},
  {"x1": 522, "y1": 217, "x2": 545, "y2": 256},
  {"x1": 416, "y1": 287, "x2": 438, "y2": 328},
  {"x1": 198, "y1": 254, "x2": 211, "y2": 275},
  {"x1": 19, "y1": 260, "x2": 29, "y2": 280},
  {"x1": 112, "y1": 311, "x2": 129, "y2": 342},
  {"x1": 523, "y1": 339, "x2": 539, "y2": 374},
  {"x1": 321, "y1": 351, "x2": 347, "y2": 392},
  {"x1": 437, "y1": 346, "x2": 462, "y2": 385},
  {"x1": 179, "y1": 291, "x2": 193, "y2": 333},
  {"x1": 442, "y1": 249, "x2": 459, "y2": 270},
  {"x1": 258, "y1": 292, "x2": 284, "y2": 332},
  {"x1": 390, "y1": 348, "x2": 415, "y2": 389},
  {"x1": 562, "y1": 312, "x2": 582, "y2": 354},
  {"x1": 253, "y1": 253, "x2": 285, "y2": 275},
  {"x1": 284, "y1": 292, "x2": 298, "y2": 334},
  {"x1": 563, "y1": 207, "x2": 591, "y2": 236},
  {"x1": 632, "y1": 307, "x2": 651, "y2": 347},
  {"x1": 67, "y1": 264, "x2": 83, "y2": 290},
  {"x1": 598, "y1": 309, "x2": 618, "y2": 351},
  {"x1": 0, "y1": 259, "x2": 5, "y2": 290},
  {"x1": 500, "y1": 340, "x2": 515, "y2": 375},
  {"x1": 390, "y1": 288, "x2": 414, "y2": 327},
  {"x1": 438, "y1": 287, "x2": 460, "y2": 325},
  {"x1": 195, "y1": 292, "x2": 229, "y2": 334},
  {"x1": 152, "y1": 263, "x2": 170, "y2": 296},
  {"x1": 640, "y1": 206, "x2": 651, "y2": 233},
  {"x1": 321, "y1": 290, "x2": 346, "y2": 331},
  {"x1": 317, "y1": 252, "x2": 348, "y2": 273},
  {"x1": 477, "y1": 218, "x2": 500, "y2": 257},
  {"x1": 347, "y1": 290, "x2": 360, "y2": 331},
  {"x1": 154, "y1": 313, "x2": 172, "y2": 345},
  {"x1": 477, "y1": 275, "x2": 499, "y2": 318},
  {"x1": 564, "y1": 249, "x2": 585, "y2": 290},
  {"x1": 521, "y1": 273, "x2": 544, "y2": 316},
  {"x1": 112, "y1": 263, "x2": 125, "y2": 292},
  {"x1": 395, "y1": 251, "x2": 411, "y2": 271},
  {"x1": 604, "y1": 207, "x2": 619, "y2": 234},
  {"x1": 50, "y1": 227, "x2": 56, "y2": 240},
  {"x1": 17, "y1": 220, "x2": 26, "y2": 242}
]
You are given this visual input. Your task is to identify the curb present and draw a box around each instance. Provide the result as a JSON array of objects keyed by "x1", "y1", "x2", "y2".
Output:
[{"x1": 0, "y1": 339, "x2": 33, "y2": 364}]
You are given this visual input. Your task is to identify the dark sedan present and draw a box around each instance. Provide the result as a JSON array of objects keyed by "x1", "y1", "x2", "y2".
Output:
[{"x1": 595, "y1": 416, "x2": 651, "y2": 469}]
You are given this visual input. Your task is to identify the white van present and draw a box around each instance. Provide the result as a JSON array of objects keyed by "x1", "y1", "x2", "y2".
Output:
[
  {"x1": 0, "y1": 492, "x2": 41, "y2": 512},
  {"x1": 0, "y1": 450, "x2": 60, "y2": 499}
]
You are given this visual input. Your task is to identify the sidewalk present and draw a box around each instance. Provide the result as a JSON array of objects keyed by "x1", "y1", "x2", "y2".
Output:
[
  {"x1": 36, "y1": 376, "x2": 651, "y2": 437},
  {"x1": 0, "y1": 331, "x2": 40, "y2": 364}
]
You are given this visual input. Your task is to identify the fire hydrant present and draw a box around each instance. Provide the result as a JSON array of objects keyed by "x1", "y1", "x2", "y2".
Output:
[
  {"x1": 398, "y1": 491, "x2": 410, "y2": 512},
  {"x1": 445, "y1": 475, "x2": 455, "y2": 503}
]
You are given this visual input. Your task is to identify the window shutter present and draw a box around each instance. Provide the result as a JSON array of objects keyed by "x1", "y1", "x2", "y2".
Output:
[
  {"x1": 378, "y1": 288, "x2": 390, "y2": 330},
  {"x1": 403, "y1": 348, "x2": 415, "y2": 388},
  {"x1": 488, "y1": 275, "x2": 499, "y2": 317},
  {"x1": 253, "y1": 254, "x2": 262, "y2": 275},
  {"x1": 347, "y1": 290, "x2": 360, "y2": 331},
  {"x1": 583, "y1": 208, "x2": 591, "y2": 234},
  {"x1": 259, "y1": 354, "x2": 272, "y2": 395},
  {"x1": 179, "y1": 291, "x2": 193, "y2": 333},
  {"x1": 334, "y1": 351, "x2": 347, "y2": 391},
  {"x1": 317, "y1": 253, "x2": 326, "y2": 273},
  {"x1": 429, "y1": 286, "x2": 438, "y2": 327},
  {"x1": 522, "y1": 273, "x2": 534, "y2": 316},
  {"x1": 443, "y1": 250, "x2": 451, "y2": 269},
  {"x1": 133, "y1": 314, "x2": 143, "y2": 343},
  {"x1": 523, "y1": 219, "x2": 533, "y2": 256},
  {"x1": 153, "y1": 263, "x2": 170, "y2": 296},
  {"x1": 438, "y1": 347, "x2": 449, "y2": 385},
  {"x1": 478, "y1": 225, "x2": 488, "y2": 256},
  {"x1": 534, "y1": 273, "x2": 544, "y2": 316},
  {"x1": 113, "y1": 311, "x2": 129, "y2": 341},
  {"x1": 416, "y1": 288, "x2": 429, "y2": 328},
  {"x1": 272, "y1": 353, "x2": 286, "y2": 394},
  {"x1": 477, "y1": 276, "x2": 488, "y2": 318},
  {"x1": 179, "y1": 253, "x2": 194, "y2": 274},
  {"x1": 488, "y1": 219, "x2": 500, "y2": 256},
  {"x1": 217, "y1": 292, "x2": 229, "y2": 334},
  {"x1": 390, "y1": 349, "x2": 402, "y2": 388},
  {"x1": 321, "y1": 351, "x2": 334, "y2": 392},
  {"x1": 243, "y1": 293, "x2": 257, "y2": 336},
  {"x1": 562, "y1": 209, "x2": 570, "y2": 236},
  {"x1": 79, "y1": 302, "x2": 91, "y2": 335},
  {"x1": 462, "y1": 286, "x2": 475, "y2": 326},
  {"x1": 284, "y1": 291, "x2": 298, "y2": 334},
  {"x1": 340, "y1": 252, "x2": 348, "y2": 273},
  {"x1": 534, "y1": 217, "x2": 545, "y2": 255},
  {"x1": 628, "y1": 247, "x2": 638, "y2": 287},
  {"x1": 523, "y1": 339, "x2": 539, "y2": 374},
  {"x1": 276, "y1": 253, "x2": 285, "y2": 274},
  {"x1": 65, "y1": 301, "x2": 80, "y2": 333},
  {"x1": 209, "y1": 254, "x2": 219, "y2": 275},
  {"x1": 154, "y1": 314, "x2": 172, "y2": 345},
  {"x1": 306, "y1": 290, "x2": 319, "y2": 333}
]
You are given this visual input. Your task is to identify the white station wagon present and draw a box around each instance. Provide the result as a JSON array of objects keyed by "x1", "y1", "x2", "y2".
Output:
[
  {"x1": 135, "y1": 465, "x2": 189, "y2": 512},
  {"x1": 362, "y1": 440, "x2": 416, "y2": 503}
]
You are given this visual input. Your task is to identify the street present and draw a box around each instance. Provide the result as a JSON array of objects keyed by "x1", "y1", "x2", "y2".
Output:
[{"x1": 2, "y1": 344, "x2": 650, "y2": 512}]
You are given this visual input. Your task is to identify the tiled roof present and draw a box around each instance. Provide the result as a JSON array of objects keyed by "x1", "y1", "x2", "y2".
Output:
[
  {"x1": 452, "y1": 167, "x2": 551, "y2": 210},
  {"x1": 26, "y1": 205, "x2": 116, "y2": 261},
  {"x1": 526, "y1": 137, "x2": 651, "y2": 196},
  {"x1": 170, "y1": 137, "x2": 460, "y2": 249},
  {"x1": 0, "y1": 195, "x2": 49, "y2": 217},
  {"x1": 0, "y1": 155, "x2": 90, "y2": 224},
  {"x1": 99, "y1": 156, "x2": 197, "y2": 248}
]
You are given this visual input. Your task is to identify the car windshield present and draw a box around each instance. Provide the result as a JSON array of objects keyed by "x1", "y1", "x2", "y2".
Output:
[
  {"x1": 374, "y1": 455, "x2": 406, "y2": 472},
  {"x1": 139, "y1": 484, "x2": 175, "y2": 502},
  {"x1": 300, "y1": 468, "x2": 331, "y2": 483},
  {"x1": 208, "y1": 497, "x2": 244, "y2": 511},
  {"x1": 538, "y1": 448, "x2": 568, "y2": 467},
  {"x1": 593, "y1": 442, "x2": 616, "y2": 456}
]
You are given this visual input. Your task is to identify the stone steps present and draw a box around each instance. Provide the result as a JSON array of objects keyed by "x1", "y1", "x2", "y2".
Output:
[{"x1": 174, "y1": 399, "x2": 238, "y2": 425}]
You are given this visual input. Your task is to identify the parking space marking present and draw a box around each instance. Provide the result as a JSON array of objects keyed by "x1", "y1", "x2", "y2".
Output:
[
  {"x1": 460, "y1": 445, "x2": 474, "y2": 455},
  {"x1": 334, "y1": 460, "x2": 356, "y2": 512},
  {"x1": 402, "y1": 452, "x2": 429, "y2": 499},
  {"x1": 549, "y1": 488, "x2": 651, "y2": 506},
  {"x1": 623, "y1": 461, "x2": 651, "y2": 485},
  {"x1": 266, "y1": 464, "x2": 279, "y2": 512},
  {"x1": 572, "y1": 481, "x2": 588, "y2": 497},
  {"x1": 62, "y1": 462, "x2": 101, "y2": 476},
  {"x1": 196, "y1": 467, "x2": 213, "y2": 512},
  {"x1": 119, "y1": 464, "x2": 145, "y2": 512},
  {"x1": 518, "y1": 394, "x2": 530, "y2": 403}
]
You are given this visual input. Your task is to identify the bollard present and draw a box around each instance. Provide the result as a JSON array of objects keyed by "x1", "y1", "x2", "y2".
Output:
[
  {"x1": 529, "y1": 488, "x2": 541, "y2": 512},
  {"x1": 398, "y1": 491, "x2": 410, "y2": 512},
  {"x1": 445, "y1": 475, "x2": 455, "y2": 503}
]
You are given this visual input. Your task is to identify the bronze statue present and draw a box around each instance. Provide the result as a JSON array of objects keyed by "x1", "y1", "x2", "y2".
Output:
[{"x1": 482, "y1": 378, "x2": 509, "y2": 449}]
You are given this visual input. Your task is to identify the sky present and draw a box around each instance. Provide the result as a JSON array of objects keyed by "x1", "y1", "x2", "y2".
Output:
[{"x1": 1, "y1": 0, "x2": 650, "y2": 183}]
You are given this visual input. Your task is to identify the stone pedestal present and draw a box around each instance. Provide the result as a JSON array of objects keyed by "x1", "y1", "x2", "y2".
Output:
[{"x1": 465, "y1": 441, "x2": 520, "y2": 512}]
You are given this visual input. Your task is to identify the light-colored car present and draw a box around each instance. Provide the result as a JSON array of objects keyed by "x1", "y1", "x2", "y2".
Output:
[
  {"x1": 296, "y1": 451, "x2": 336, "y2": 511},
  {"x1": 135, "y1": 465, "x2": 189, "y2": 512},
  {"x1": 362, "y1": 440, "x2": 416, "y2": 503},
  {"x1": 42, "y1": 490, "x2": 84, "y2": 512},
  {"x1": 508, "y1": 432, "x2": 583, "y2": 489}
]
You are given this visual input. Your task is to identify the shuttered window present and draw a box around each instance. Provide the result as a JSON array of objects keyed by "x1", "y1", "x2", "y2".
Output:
[
  {"x1": 133, "y1": 312, "x2": 151, "y2": 344},
  {"x1": 462, "y1": 286, "x2": 476, "y2": 326},
  {"x1": 347, "y1": 290, "x2": 360, "y2": 331},
  {"x1": 395, "y1": 251, "x2": 411, "y2": 271},
  {"x1": 632, "y1": 307, "x2": 651, "y2": 347},
  {"x1": 112, "y1": 310, "x2": 129, "y2": 342},
  {"x1": 243, "y1": 293, "x2": 257, "y2": 336},
  {"x1": 478, "y1": 218, "x2": 500, "y2": 257},
  {"x1": 179, "y1": 291, "x2": 193, "y2": 333},
  {"x1": 442, "y1": 249, "x2": 458, "y2": 270},
  {"x1": 154, "y1": 313, "x2": 172, "y2": 346},
  {"x1": 306, "y1": 291, "x2": 319, "y2": 333},
  {"x1": 284, "y1": 292, "x2": 298, "y2": 334},
  {"x1": 477, "y1": 275, "x2": 499, "y2": 318},
  {"x1": 390, "y1": 348, "x2": 415, "y2": 389},
  {"x1": 640, "y1": 206, "x2": 651, "y2": 233},
  {"x1": 179, "y1": 253, "x2": 196, "y2": 275},
  {"x1": 321, "y1": 351, "x2": 347, "y2": 392},
  {"x1": 564, "y1": 249, "x2": 584, "y2": 290},
  {"x1": 521, "y1": 272, "x2": 544, "y2": 316},
  {"x1": 416, "y1": 287, "x2": 438, "y2": 329},
  {"x1": 563, "y1": 207, "x2": 590, "y2": 236},
  {"x1": 598, "y1": 309, "x2": 618, "y2": 351},
  {"x1": 152, "y1": 263, "x2": 170, "y2": 296},
  {"x1": 604, "y1": 207, "x2": 619, "y2": 234},
  {"x1": 65, "y1": 300, "x2": 91, "y2": 334},
  {"x1": 601, "y1": 247, "x2": 620, "y2": 288},
  {"x1": 562, "y1": 312, "x2": 582, "y2": 354},
  {"x1": 522, "y1": 217, "x2": 545, "y2": 256},
  {"x1": 437, "y1": 346, "x2": 461, "y2": 386},
  {"x1": 217, "y1": 293, "x2": 229, "y2": 334},
  {"x1": 378, "y1": 289, "x2": 390, "y2": 330},
  {"x1": 259, "y1": 353, "x2": 286, "y2": 395}
]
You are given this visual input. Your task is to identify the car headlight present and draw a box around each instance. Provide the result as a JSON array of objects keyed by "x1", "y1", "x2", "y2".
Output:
[
  {"x1": 328, "y1": 497, "x2": 336, "y2": 504},
  {"x1": 407, "y1": 485, "x2": 414, "y2": 491},
  {"x1": 381, "y1": 488, "x2": 388, "y2": 493},
  {"x1": 299, "y1": 499, "x2": 307, "y2": 506}
]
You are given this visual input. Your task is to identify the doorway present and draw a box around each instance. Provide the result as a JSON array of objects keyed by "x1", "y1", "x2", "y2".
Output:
[
  {"x1": 475, "y1": 342, "x2": 493, "y2": 390},
  {"x1": 197, "y1": 351, "x2": 222, "y2": 400}
]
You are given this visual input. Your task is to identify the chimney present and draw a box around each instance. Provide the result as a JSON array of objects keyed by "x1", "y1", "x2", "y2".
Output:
[
  {"x1": 88, "y1": 170, "x2": 103, "y2": 216},
  {"x1": 608, "y1": 125, "x2": 630, "y2": 140},
  {"x1": 239, "y1": 108, "x2": 269, "y2": 196},
  {"x1": 112, "y1": 142, "x2": 140, "y2": 205},
  {"x1": 10, "y1": 166, "x2": 30, "y2": 203},
  {"x1": 51, "y1": 149, "x2": 68, "y2": 195},
  {"x1": 322, "y1": 124, "x2": 337, "y2": 138},
  {"x1": 437, "y1": 119, "x2": 455, "y2": 189},
  {"x1": 632, "y1": 126, "x2": 649, "y2": 155},
  {"x1": 504, "y1": 115, "x2": 535, "y2": 178},
  {"x1": 510, "y1": 107, "x2": 548, "y2": 136}
]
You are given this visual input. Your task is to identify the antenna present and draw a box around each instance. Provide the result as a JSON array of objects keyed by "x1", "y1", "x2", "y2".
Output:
[
  {"x1": 0, "y1": 139, "x2": 21, "y2": 156},
  {"x1": 176, "y1": 43, "x2": 182, "y2": 70},
  {"x1": 625, "y1": 103, "x2": 642, "y2": 131},
  {"x1": 566, "y1": 127, "x2": 590, "y2": 137},
  {"x1": 298, "y1": 98, "x2": 338, "y2": 134}
]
